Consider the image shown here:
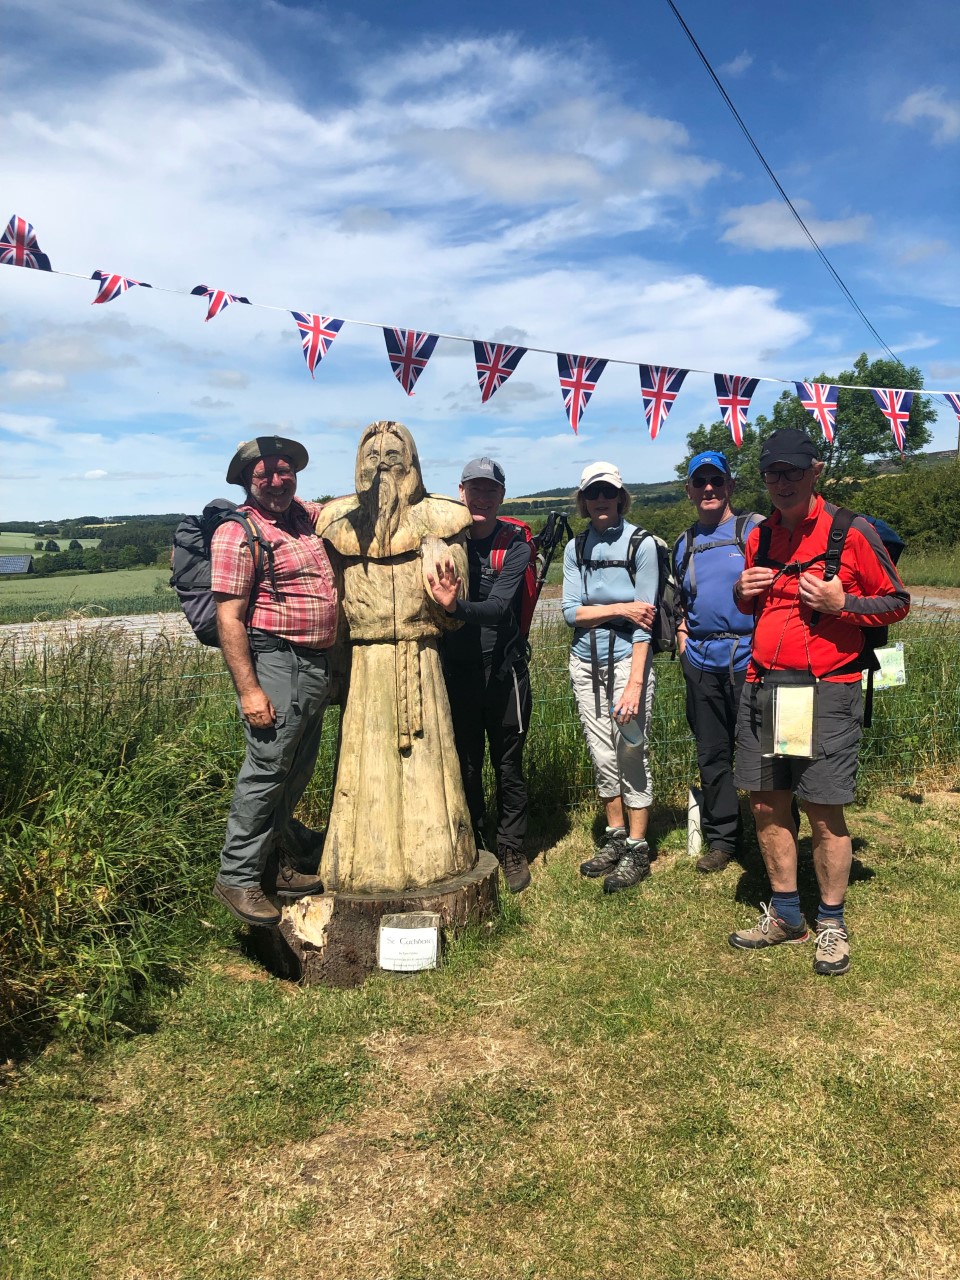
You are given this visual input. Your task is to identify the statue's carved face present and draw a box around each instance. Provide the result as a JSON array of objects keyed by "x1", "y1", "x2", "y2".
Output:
[{"x1": 358, "y1": 431, "x2": 408, "y2": 490}]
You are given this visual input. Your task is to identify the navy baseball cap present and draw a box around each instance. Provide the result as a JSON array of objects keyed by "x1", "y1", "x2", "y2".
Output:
[
  {"x1": 759, "y1": 429, "x2": 819, "y2": 471},
  {"x1": 461, "y1": 457, "x2": 506, "y2": 486},
  {"x1": 687, "y1": 450, "x2": 731, "y2": 480}
]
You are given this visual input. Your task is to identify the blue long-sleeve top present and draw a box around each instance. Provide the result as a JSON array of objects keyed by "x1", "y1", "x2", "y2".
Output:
[{"x1": 562, "y1": 519, "x2": 659, "y2": 663}]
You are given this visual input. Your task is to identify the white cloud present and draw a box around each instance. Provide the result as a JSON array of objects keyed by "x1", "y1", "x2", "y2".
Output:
[
  {"x1": 719, "y1": 50, "x2": 753, "y2": 78},
  {"x1": 892, "y1": 87, "x2": 960, "y2": 145},
  {"x1": 83, "y1": 469, "x2": 108, "y2": 480},
  {"x1": 720, "y1": 200, "x2": 872, "y2": 251}
]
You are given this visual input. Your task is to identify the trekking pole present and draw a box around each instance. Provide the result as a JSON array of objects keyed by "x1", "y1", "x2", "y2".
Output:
[{"x1": 532, "y1": 510, "x2": 574, "y2": 602}]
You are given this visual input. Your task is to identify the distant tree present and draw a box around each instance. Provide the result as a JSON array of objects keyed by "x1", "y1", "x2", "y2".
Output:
[
  {"x1": 44, "y1": 539, "x2": 60, "y2": 553},
  {"x1": 68, "y1": 539, "x2": 83, "y2": 552},
  {"x1": 34, "y1": 541, "x2": 43, "y2": 551},
  {"x1": 675, "y1": 353, "x2": 936, "y2": 513},
  {"x1": 82, "y1": 548, "x2": 103, "y2": 574},
  {"x1": 118, "y1": 545, "x2": 140, "y2": 569}
]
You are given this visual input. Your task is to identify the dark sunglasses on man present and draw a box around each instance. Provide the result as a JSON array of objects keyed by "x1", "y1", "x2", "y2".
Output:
[
  {"x1": 689, "y1": 472, "x2": 728, "y2": 489},
  {"x1": 583, "y1": 483, "x2": 620, "y2": 500},
  {"x1": 761, "y1": 466, "x2": 808, "y2": 483}
]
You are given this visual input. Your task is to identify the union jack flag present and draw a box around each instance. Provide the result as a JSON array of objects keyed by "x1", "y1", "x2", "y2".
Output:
[
  {"x1": 714, "y1": 373, "x2": 759, "y2": 448},
  {"x1": 871, "y1": 388, "x2": 914, "y2": 452},
  {"x1": 291, "y1": 312, "x2": 344, "y2": 378},
  {"x1": 383, "y1": 328, "x2": 439, "y2": 395},
  {"x1": 795, "y1": 382, "x2": 839, "y2": 443},
  {"x1": 944, "y1": 392, "x2": 960, "y2": 425},
  {"x1": 639, "y1": 365, "x2": 687, "y2": 440},
  {"x1": 91, "y1": 270, "x2": 151, "y2": 305},
  {"x1": 0, "y1": 215, "x2": 51, "y2": 270},
  {"x1": 558, "y1": 353, "x2": 607, "y2": 434},
  {"x1": 474, "y1": 341, "x2": 527, "y2": 403},
  {"x1": 190, "y1": 284, "x2": 251, "y2": 322}
]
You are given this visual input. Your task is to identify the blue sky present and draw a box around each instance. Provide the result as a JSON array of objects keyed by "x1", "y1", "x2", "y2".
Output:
[{"x1": 1, "y1": 0, "x2": 958, "y2": 519}]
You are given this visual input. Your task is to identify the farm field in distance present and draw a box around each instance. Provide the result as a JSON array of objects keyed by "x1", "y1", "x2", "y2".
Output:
[
  {"x1": 0, "y1": 532, "x2": 100, "y2": 554},
  {"x1": 0, "y1": 567, "x2": 170, "y2": 609}
]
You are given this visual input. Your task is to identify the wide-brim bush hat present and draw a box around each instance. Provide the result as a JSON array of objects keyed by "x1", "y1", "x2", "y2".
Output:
[{"x1": 226, "y1": 435, "x2": 309, "y2": 485}]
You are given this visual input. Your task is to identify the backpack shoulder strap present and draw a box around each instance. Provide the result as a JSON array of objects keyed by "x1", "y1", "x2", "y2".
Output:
[
  {"x1": 734, "y1": 513, "x2": 753, "y2": 554},
  {"x1": 574, "y1": 528, "x2": 588, "y2": 569},
  {"x1": 822, "y1": 507, "x2": 855, "y2": 581},
  {"x1": 488, "y1": 520, "x2": 518, "y2": 574},
  {"x1": 626, "y1": 527, "x2": 646, "y2": 586},
  {"x1": 226, "y1": 510, "x2": 279, "y2": 600},
  {"x1": 755, "y1": 519, "x2": 775, "y2": 568},
  {"x1": 675, "y1": 522, "x2": 697, "y2": 601}
]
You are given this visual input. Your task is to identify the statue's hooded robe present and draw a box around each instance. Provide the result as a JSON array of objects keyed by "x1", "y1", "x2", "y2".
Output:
[{"x1": 316, "y1": 421, "x2": 477, "y2": 893}]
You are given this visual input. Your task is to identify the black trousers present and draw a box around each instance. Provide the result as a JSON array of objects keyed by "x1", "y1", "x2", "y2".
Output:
[
  {"x1": 444, "y1": 661, "x2": 531, "y2": 854},
  {"x1": 682, "y1": 653, "x2": 745, "y2": 855}
]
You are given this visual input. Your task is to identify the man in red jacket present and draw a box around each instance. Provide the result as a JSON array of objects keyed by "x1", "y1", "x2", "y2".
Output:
[{"x1": 728, "y1": 428, "x2": 909, "y2": 975}]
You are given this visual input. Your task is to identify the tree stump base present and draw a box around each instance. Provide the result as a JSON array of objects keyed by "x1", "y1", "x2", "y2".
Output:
[{"x1": 247, "y1": 850, "x2": 500, "y2": 988}]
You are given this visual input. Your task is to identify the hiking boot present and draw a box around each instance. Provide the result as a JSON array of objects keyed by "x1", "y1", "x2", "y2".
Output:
[
  {"x1": 814, "y1": 919, "x2": 851, "y2": 976},
  {"x1": 213, "y1": 879, "x2": 281, "y2": 927},
  {"x1": 696, "y1": 847, "x2": 733, "y2": 874},
  {"x1": 728, "y1": 902, "x2": 809, "y2": 950},
  {"x1": 499, "y1": 845, "x2": 531, "y2": 894},
  {"x1": 580, "y1": 828, "x2": 627, "y2": 878},
  {"x1": 602, "y1": 842, "x2": 651, "y2": 894},
  {"x1": 275, "y1": 862, "x2": 324, "y2": 899}
]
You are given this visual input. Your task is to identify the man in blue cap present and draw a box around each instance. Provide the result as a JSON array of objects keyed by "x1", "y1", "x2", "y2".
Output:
[{"x1": 673, "y1": 450, "x2": 762, "y2": 872}]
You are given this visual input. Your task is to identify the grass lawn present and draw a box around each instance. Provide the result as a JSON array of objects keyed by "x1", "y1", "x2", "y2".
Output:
[
  {"x1": 0, "y1": 567, "x2": 170, "y2": 613},
  {"x1": 3, "y1": 790, "x2": 960, "y2": 1280}
]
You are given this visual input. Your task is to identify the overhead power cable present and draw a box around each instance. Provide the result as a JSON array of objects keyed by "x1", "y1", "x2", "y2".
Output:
[{"x1": 664, "y1": 0, "x2": 906, "y2": 371}]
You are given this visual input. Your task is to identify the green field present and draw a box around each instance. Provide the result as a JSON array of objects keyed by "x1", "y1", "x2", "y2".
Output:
[
  {"x1": 0, "y1": 567, "x2": 172, "y2": 619},
  {"x1": 0, "y1": 531, "x2": 100, "y2": 554}
]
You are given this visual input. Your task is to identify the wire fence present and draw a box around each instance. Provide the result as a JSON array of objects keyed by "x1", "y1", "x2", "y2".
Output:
[{"x1": 1, "y1": 614, "x2": 958, "y2": 834}]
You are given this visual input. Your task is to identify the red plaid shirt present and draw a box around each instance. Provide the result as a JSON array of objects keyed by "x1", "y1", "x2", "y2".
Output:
[{"x1": 210, "y1": 499, "x2": 337, "y2": 649}]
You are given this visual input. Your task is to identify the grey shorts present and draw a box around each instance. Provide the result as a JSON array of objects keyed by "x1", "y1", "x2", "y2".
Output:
[{"x1": 733, "y1": 678, "x2": 864, "y2": 805}]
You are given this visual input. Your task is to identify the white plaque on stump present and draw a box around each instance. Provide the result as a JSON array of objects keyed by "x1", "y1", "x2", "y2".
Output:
[{"x1": 378, "y1": 911, "x2": 441, "y2": 972}]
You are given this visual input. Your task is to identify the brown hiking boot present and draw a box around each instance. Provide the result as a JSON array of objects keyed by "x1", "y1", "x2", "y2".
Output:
[
  {"x1": 499, "y1": 845, "x2": 531, "y2": 894},
  {"x1": 213, "y1": 879, "x2": 281, "y2": 927},
  {"x1": 728, "y1": 902, "x2": 809, "y2": 950},
  {"x1": 813, "y1": 919, "x2": 851, "y2": 976},
  {"x1": 696, "y1": 847, "x2": 733, "y2": 873},
  {"x1": 275, "y1": 860, "x2": 324, "y2": 899}
]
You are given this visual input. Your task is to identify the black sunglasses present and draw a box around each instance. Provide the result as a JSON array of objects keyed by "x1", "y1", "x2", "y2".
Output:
[
  {"x1": 689, "y1": 472, "x2": 728, "y2": 489},
  {"x1": 583, "y1": 483, "x2": 620, "y2": 500}
]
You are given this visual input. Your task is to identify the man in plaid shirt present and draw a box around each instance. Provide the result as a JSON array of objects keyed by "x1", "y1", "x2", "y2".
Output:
[{"x1": 211, "y1": 435, "x2": 338, "y2": 927}]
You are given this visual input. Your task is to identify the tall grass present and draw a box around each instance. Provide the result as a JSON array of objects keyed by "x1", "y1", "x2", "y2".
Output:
[
  {"x1": 1, "y1": 615, "x2": 957, "y2": 1054},
  {"x1": 898, "y1": 545, "x2": 960, "y2": 588}
]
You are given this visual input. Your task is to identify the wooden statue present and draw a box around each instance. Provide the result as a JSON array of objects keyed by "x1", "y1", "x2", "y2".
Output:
[{"x1": 316, "y1": 421, "x2": 478, "y2": 894}]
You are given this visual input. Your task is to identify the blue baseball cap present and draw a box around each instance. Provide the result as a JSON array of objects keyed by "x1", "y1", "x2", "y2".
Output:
[{"x1": 687, "y1": 450, "x2": 731, "y2": 480}]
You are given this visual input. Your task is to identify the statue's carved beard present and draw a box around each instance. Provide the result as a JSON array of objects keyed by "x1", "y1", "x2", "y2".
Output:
[{"x1": 361, "y1": 465, "x2": 405, "y2": 548}]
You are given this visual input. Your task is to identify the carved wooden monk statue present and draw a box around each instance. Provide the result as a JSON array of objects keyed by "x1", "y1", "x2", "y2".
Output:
[{"x1": 315, "y1": 421, "x2": 477, "y2": 894}]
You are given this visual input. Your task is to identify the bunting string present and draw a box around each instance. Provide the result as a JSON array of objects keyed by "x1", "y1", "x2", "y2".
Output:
[{"x1": 3, "y1": 210, "x2": 959, "y2": 452}]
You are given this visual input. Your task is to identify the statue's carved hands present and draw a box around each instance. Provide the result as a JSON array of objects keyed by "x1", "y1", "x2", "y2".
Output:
[{"x1": 425, "y1": 555, "x2": 462, "y2": 614}]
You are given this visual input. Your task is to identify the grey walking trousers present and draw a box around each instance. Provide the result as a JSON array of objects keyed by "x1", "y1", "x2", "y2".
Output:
[{"x1": 219, "y1": 644, "x2": 331, "y2": 886}]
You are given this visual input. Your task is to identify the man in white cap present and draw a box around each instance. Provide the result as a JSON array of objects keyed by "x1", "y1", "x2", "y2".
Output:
[{"x1": 211, "y1": 436, "x2": 338, "y2": 927}]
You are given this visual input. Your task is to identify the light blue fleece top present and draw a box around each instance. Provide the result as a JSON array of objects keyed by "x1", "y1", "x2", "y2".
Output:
[{"x1": 562, "y1": 519, "x2": 659, "y2": 663}]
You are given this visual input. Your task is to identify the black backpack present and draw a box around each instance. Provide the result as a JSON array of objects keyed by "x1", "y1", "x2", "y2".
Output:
[
  {"x1": 574, "y1": 526, "x2": 678, "y2": 656},
  {"x1": 755, "y1": 507, "x2": 906, "y2": 725},
  {"x1": 170, "y1": 499, "x2": 277, "y2": 646}
]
